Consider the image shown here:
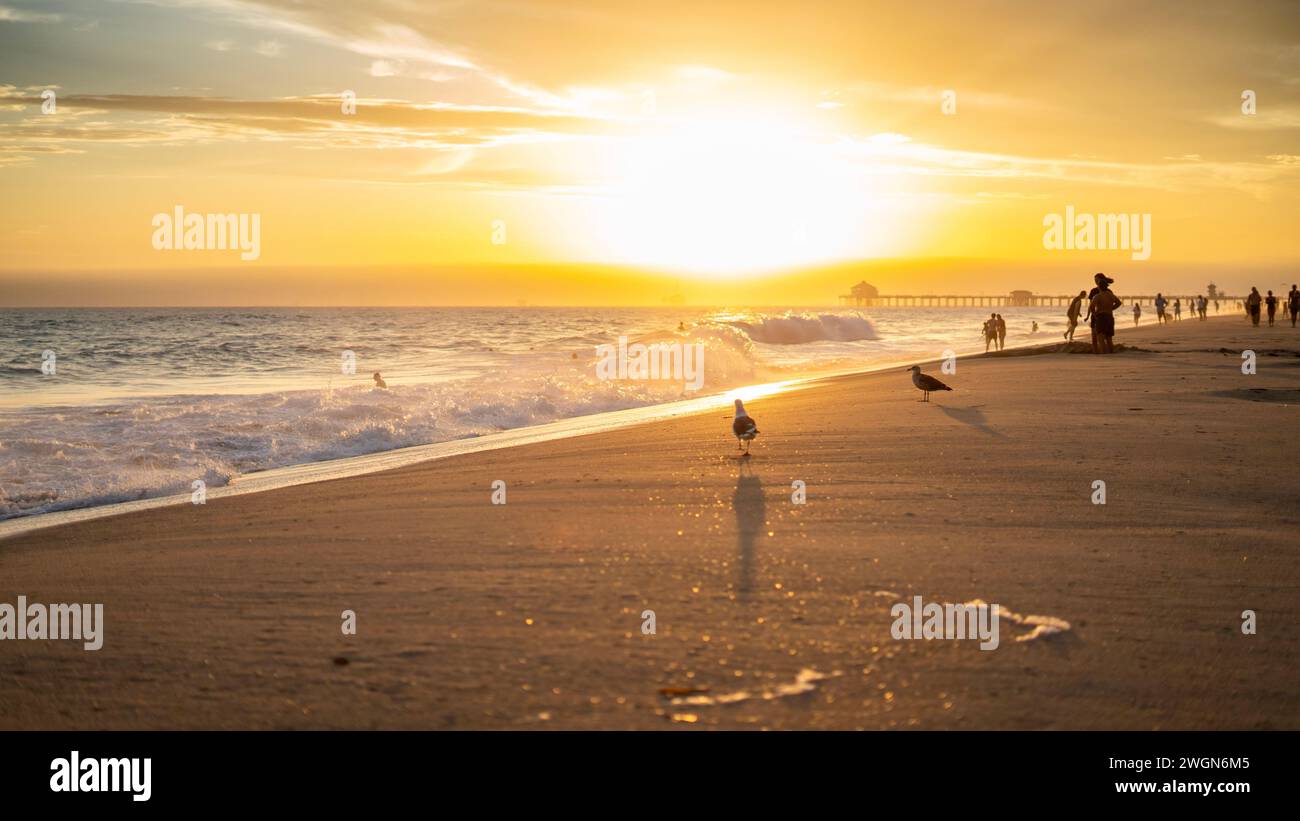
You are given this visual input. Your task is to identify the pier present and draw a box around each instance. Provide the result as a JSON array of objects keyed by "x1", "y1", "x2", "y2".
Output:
[{"x1": 838, "y1": 281, "x2": 1242, "y2": 309}]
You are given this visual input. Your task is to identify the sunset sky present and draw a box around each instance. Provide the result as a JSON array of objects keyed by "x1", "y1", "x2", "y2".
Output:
[{"x1": 1, "y1": 0, "x2": 1298, "y2": 304}]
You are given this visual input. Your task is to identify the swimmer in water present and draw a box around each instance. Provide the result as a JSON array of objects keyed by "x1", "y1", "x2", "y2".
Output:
[{"x1": 372, "y1": 371, "x2": 387, "y2": 389}]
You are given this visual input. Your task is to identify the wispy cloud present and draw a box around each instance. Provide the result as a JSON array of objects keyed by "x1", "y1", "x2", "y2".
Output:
[
  {"x1": 0, "y1": 91, "x2": 617, "y2": 169},
  {"x1": 0, "y1": 5, "x2": 64, "y2": 24},
  {"x1": 1207, "y1": 107, "x2": 1300, "y2": 130},
  {"x1": 121, "y1": 1, "x2": 548, "y2": 96}
]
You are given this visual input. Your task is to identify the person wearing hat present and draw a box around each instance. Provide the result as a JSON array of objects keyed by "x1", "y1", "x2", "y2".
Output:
[
  {"x1": 1083, "y1": 273, "x2": 1114, "y2": 353},
  {"x1": 1085, "y1": 273, "x2": 1121, "y2": 354}
]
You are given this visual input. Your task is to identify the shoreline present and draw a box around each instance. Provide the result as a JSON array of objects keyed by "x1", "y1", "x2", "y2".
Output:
[{"x1": 0, "y1": 316, "x2": 1109, "y2": 540}]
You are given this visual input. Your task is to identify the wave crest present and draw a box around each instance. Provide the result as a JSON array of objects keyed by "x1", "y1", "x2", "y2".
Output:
[{"x1": 723, "y1": 312, "x2": 878, "y2": 344}]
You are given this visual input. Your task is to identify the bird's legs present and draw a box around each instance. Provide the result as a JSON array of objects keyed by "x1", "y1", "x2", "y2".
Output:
[{"x1": 921, "y1": 391, "x2": 929, "y2": 402}]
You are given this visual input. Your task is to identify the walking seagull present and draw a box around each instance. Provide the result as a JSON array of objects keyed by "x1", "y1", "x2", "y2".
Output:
[
  {"x1": 732, "y1": 399, "x2": 759, "y2": 454},
  {"x1": 907, "y1": 365, "x2": 953, "y2": 402}
]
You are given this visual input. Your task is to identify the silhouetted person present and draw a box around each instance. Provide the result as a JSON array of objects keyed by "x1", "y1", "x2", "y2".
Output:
[
  {"x1": 1132, "y1": 302, "x2": 1141, "y2": 325},
  {"x1": 1065, "y1": 290, "x2": 1087, "y2": 340},
  {"x1": 1246, "y1": 287, "x2": 1262, "y2": 326},
  {"x1": 1154, "y1": 292, "x2": 1167, "y2": 322},
  {"x1": 1173, "y1": 298, "x2": 1182, "y2": 321},
  {"x1": 1289, "y1": 285, "x2": 1300, "y2": 328},
  {"x1": 1088, "y1": 275, "x2": 1121, "y2": 354},
  {"x1": 984, "y1": 314, "x2": 997, "y2": 352},
  {"x1": 1084, "y1": 273, "x2": 1111, "y2": 351},
  {"x1": 1265, "y1": 290, "x2": 1278, "y2": 326},
  {"x1": 995, "y1": 314, "x2": 1006, "y2": 350}
]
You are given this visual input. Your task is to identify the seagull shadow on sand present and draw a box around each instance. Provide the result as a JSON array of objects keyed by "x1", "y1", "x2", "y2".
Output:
[
  {"x1": 935, "y1": 403, "x2": 1004, "y2": 438},
  {"x1": 732, "y1": 462, "x2": 764, "y2": 602}
]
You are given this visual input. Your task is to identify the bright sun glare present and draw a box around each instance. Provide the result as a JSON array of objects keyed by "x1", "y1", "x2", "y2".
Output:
[{"x1": 592, "y1": 115, "x2": 908, "y2": 277}]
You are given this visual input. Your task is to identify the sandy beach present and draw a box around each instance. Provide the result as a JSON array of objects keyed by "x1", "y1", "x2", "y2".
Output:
[{"x1": 1, "y1": 313, "x2": 1297, "y2": 730}]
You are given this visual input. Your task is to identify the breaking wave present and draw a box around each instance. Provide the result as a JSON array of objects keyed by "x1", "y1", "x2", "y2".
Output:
[{"x1": 721, "y1": 312, "x2": 878, "y2": 344}]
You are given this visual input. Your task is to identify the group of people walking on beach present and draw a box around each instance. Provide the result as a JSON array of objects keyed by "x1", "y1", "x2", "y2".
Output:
[
  {"x1": 1244, "y1": 285, "x2": 1300, "y2": 327},
  {"x1": 1147, "y1": 293, "x2": 1210, "y2": 324},
  {"x1": 981, "y1": 313, "x2": 1007, "y2": 351},
  {"x1": 988, "y1": 277, "x2": 1298, "y2": 358}
]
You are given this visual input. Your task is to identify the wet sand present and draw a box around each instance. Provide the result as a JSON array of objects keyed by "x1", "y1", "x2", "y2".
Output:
[{"x1": 2, "y1": 313, "x2": 1298, "y2": 729}]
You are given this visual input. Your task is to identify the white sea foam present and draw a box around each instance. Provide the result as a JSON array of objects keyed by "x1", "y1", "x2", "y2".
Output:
[
  {"x1": 668, "y1": 668, "x2": 840, "y2": 707},
  {"x1": 1, "y1": 371, "x2": 719, "y2": 519},
  {"x1": 964, "y1": 599, "x2": 1072, "y2": 642}
]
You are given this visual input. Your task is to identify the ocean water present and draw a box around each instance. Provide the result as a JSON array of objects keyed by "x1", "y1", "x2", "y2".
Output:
[{"x1": 0, "y1": 305, "x2": 1072, "y2": 520}]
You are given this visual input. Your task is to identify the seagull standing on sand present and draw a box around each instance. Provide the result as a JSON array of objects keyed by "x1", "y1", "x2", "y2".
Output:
[
  {"x1": 907, "y1": 365, "x2": 952, "y2": 402},
  {"x1": 732, "y1": 399, "x2": 759, "y2": 454}
]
